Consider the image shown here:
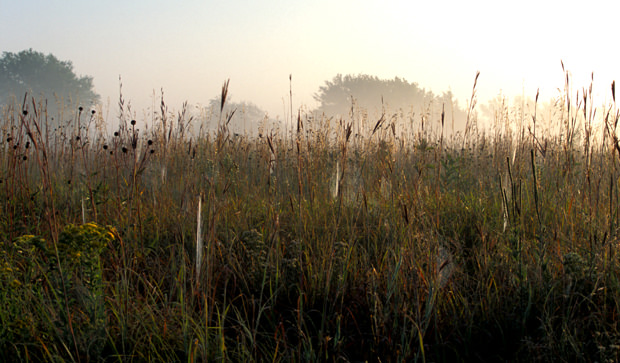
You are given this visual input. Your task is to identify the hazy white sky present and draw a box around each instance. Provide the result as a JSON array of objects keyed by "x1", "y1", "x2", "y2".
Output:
[{"x1": 2, "y1": 0, "x2": 619, "y2": 120}]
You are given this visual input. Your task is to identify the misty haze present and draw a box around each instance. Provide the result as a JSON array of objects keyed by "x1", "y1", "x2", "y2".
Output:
[
  {"x1": 1, "y1": 50, "x2": 471, "y2": 138},
  {"x1": 2, "y1": 1, "x2": 620, "y2": 361}
]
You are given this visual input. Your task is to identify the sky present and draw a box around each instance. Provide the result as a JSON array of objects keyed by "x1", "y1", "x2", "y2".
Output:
[{"x1": 2, "y1": 0, "x2": 619, "y2": 123}]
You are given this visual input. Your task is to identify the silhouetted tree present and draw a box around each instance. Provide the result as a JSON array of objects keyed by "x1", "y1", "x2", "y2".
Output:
[
  {"x1": 201, "y1": 97, "x2": 273, "y2": 137},
  {"x1": 0, "y1": 49, "x2": 100, "y2": 115},
  {"x1": 313, "y1": 74, "x2": 468, "y2": 132},
  {"x1": 313, "y1": 74, "x2": 433, "y2": 115}
]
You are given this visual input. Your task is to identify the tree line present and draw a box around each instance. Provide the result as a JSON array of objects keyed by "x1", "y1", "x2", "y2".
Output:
[{"x1": 1, "y1": 49, "x2": 468, "y2": 133}]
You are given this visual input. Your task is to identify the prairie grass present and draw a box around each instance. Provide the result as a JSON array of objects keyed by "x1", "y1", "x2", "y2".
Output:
[{"x1": 2, "y1": 74, "x2": 620, "y2": 362}]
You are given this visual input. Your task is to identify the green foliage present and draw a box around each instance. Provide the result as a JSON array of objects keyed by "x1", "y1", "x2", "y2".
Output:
[{"x1": 0, "y1": 224, "x2": 114, "y2": 361}]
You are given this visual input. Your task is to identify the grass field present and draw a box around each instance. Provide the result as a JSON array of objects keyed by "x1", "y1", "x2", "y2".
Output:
[{"x1": 2, "y1": 75, "x2": 620, "y2": 362}]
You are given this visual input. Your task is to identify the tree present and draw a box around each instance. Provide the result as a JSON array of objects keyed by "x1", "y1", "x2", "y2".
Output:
[
  {"x1": 200, "y1": 96, "x2": 273, "y2": 137},
  {"x1": 313, "y1": 74, "x2": 431, "y2": 115},
  {"x1": 0, "y1": 49, "x2": 100, "y2": 114},
  {"x1": 313, "y1": 74, "x2": 468, "y2": 132}
]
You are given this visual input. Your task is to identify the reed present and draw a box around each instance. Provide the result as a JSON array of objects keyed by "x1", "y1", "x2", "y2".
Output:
[{"x1": 1, "y1": 71, "x2": 620, "y2": 361}]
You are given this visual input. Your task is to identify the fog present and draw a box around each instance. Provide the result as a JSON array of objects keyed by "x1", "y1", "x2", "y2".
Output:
[{"x1": 2, "y1": 0, "x2": 620, "y2": 133}]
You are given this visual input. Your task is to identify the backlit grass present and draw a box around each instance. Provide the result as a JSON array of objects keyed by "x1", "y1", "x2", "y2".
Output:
[{"x1": 2, "y1": 75, "x2": 620, "y2": 362}]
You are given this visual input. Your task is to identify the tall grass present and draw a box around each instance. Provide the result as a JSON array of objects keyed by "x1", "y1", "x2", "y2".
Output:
[{"x1": 2, "y1": 73, "x2": 620, "y2": 362}]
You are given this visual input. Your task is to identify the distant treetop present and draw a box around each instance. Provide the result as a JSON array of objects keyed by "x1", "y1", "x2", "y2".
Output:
[{"x1": 313, "y1": 73, "x2": 467, "y2": 132}]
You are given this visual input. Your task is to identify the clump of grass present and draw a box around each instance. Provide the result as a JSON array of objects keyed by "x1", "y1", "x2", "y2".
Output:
[{"x1": 1, "y1": 223, "x2": 114, "y2": 361}]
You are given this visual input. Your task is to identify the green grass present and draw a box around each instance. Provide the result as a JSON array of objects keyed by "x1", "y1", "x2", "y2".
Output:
[{"x1": 2, "y1": 76, "x2": 620, "y2": 362}]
